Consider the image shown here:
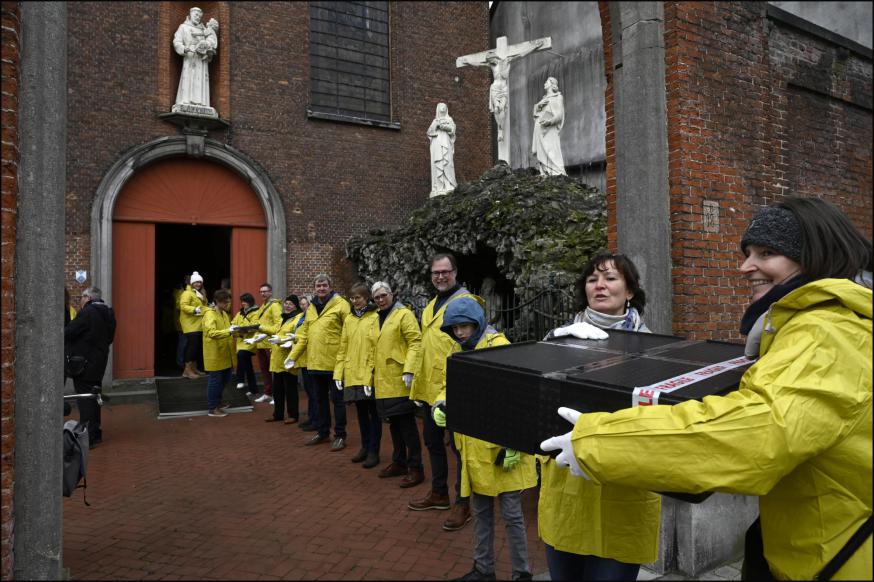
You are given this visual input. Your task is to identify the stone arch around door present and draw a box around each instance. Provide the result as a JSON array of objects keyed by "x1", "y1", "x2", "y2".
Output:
[{"x1": 91, "y1": 136, "x2": 286, "y2": 382}]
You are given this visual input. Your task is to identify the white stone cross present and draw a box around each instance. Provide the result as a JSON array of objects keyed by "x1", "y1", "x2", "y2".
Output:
[{"x1": 457, "y1": 36, "x2": 552, "y2": 163}]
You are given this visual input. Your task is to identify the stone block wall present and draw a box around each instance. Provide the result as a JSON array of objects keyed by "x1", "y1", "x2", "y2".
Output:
[
  {"x1": 0, "y1": 1, "x2": 19, "y2": 577},
  {"x1": 65, "y1": 1, "x2": 491, "y2": 299}
]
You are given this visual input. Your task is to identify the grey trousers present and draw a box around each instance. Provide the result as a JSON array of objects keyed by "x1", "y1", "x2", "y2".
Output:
[{"x1": 471, "y1": 490, "x2": 531, "y2": 578}]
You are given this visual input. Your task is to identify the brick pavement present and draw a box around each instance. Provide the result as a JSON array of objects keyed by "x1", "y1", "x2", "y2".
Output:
[{"x1": 62, "y1": 396, "x2": 547, "y2": 580}]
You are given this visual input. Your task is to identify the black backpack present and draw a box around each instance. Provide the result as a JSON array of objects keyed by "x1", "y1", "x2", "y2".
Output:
[{"x1": 63, "y1": 420, "x2": 90, "y2": 505}]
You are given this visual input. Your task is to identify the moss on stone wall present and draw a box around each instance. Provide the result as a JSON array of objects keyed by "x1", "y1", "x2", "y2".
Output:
[{"x1": 346, "y1": 163, "x2": 606, "y2": 305}]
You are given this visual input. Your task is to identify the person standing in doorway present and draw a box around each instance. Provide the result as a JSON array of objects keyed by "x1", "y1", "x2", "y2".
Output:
[
  {"x1": 253, "y1": 283, "x2": 282, "y2": 404},
  {"x1": 64, "y1": 286, "x2": 116, "y2": 447},
  {"x1": 286, "y1": 274, "x2": 351, "y2": 450},
  {"x1": 203, "y1": 289, "x2": 237, "y2": 417},
  {"x1": 179, "y1": 271, "x2": 208, "y2": 379},
  {"x1": 408, "y1": 253, "x2": 477, "y2": 531}
]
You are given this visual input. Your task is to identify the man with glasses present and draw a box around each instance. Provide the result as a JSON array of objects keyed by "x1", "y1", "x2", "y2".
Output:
[{"x1": 407, "y1": 253, "x2": 476, "y2": 531}]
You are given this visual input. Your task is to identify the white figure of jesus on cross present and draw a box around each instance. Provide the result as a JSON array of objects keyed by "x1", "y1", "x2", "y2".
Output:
[{"x1": 457, "y1": 36, "x2": 552, "y2": 164}]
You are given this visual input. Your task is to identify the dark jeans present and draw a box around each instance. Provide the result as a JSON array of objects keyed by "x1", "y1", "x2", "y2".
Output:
[
  {"x1": 256, "y1": 349, "x2": 273, "y2": 395},
  {"x1": 271, "y1": 372, "x2": 299, "y2": 420},
  {"x1": 355, "y1": 398, "x2": 382, "y2": 454},
  {"x1": 184, "y1": 331, "x2": 203, "y2": 369},
  {"x1": 300, "y1": 369, "x2": 319, "y2": 426},
  {"x1": 206, "y1": 368, "x2": 231, "y2": 410},
  {"x1": 312, "y1": 372, "x2": 346, "y2": 439},
  {"x1": 235, "y1": 350, "x2": 257, "y2": 392},
  {"x1": 73, "y1": 378, "x2": 102, "y2": 444},
  {"x1": 422, "y1": 406, "x2": 466, "y2": 503},
  {"x1": 176, "y1": 332, "x2": 187, "y2": 368},
  {"x1": 388, "y1": 411, "x2": 423, "y2": 470},
  {"x1": 544, "y1": 544, "x2": 640, "y2": 581}
]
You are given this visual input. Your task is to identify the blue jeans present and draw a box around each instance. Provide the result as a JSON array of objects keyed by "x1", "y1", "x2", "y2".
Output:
[
  {"x1": 355, "y1": 398, "x2": 382, "y2": 453},
  {"x1": 544, "y1": 544, "x2": 640, "y2": 581},
  {"x1": 206, "y1": 368, "x2": 231, "y2": 410}
]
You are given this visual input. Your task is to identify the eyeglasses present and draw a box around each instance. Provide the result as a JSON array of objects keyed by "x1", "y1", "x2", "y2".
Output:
[
  {"x1": 373, "y1": 293, "x2": 390, "y2": 301},
  {"x1": 430, "y1": 270, "x2": 455, "y2": 278}
]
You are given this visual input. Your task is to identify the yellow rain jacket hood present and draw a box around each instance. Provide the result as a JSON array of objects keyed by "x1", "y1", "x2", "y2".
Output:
[
  {"x1": 372, "y1": 302, "x2": 422, "y2": 399},
  {"x1": 569, "y1": 279, "x2": 872, "y2": 580},
  {"x1": 410, "y1": 288, "x2": 481, "y2": 405},
  {"x1": 178, "y1": 285, "x2": 208, "y2": 333},
  {"x1": 288, "y1": 292, "x2": 351, "y2": 373},
  {"x1": 202, "y1": 307, "x2": 235, "y2": 371},
  {"x1": 334, "y1": 306, "x2": 378, "y2": 386}
]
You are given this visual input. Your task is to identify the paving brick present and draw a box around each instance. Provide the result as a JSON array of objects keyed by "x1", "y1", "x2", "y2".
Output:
[{"x1": 63, "y1": 400, "x2": 547, "y2": 579}]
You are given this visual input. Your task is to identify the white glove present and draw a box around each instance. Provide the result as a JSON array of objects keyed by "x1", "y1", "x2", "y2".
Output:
[
  {"x1": 280, "y1": 340, "x2": 293, "y2": 349},
  {"x1": 364, "y1": 386, "x2": 372, "y2": 397},
  {"x1": 413, "y1": 400, "x2": 423, "y2": 408},
  {"x1": 268, "y1": 335, "x2": 281, "y2": 345},
  {"x1": 552, "y1": 321, "x2": 608, "y2": 340},
  {"x1": 194, "y1": 307, "x2": 202, "y2": 315},
  {"x1": 540, "y1": 407, "x2": 590, "y2": 479},
  {"x1": 228, "y1": 325, "x2": 239, "y2": 332},
  {"x1": 251, "y1": 333, "x2": 268, "y2": 343},
  {"x1": 335, "y1": 380, "x2": 343, "y2": 390},
  {"x1": 402, "y1": 373, "x2": 413, "y2": 389},
  {"x1": 282, "y1": 333, "x2": 296, "y2": 342},
  {"x1": 283, "y1": 359, "x2": 295, "y2": 370}
]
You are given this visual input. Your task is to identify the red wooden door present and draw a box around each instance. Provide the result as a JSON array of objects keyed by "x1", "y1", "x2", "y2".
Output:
[
  {"x1": 112, "y1": 222, "x2": 156, "y2": 378},
  {"x1": 112, "y1": 158, "x2": 268, "y2": 378},
  {"x1": 230, "y1": 227, "x2": 268, "y2": 314}
]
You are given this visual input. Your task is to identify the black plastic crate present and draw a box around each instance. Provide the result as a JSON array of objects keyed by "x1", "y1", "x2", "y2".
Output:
[{"x1": 445, "y1": 329, "x2": 751, "y2": 456}]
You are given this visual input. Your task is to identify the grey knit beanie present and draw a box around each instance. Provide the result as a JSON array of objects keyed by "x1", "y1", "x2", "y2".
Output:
[{"x1": 741, "y1": 206, "x2": 803, "y2": 262}]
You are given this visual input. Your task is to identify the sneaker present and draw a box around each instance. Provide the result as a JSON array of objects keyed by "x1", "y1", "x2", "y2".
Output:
[
  {"x1": 254, "y1": 394, "x2": 270, "y2": 403},
  {"x1": 306, "y1": 434, "x2": 330, "y2": 446},
  {"x1": 219, "y1": 402, "x2": 231, "y2": 410},
  {"x1": 236, "y1": 382, "x2": 245, "y2": 390},
  {"x1": 330, "y1": 437, "x2": 346, "y2": 452},
  {"x1": 207, "y1": 408, "x2": 228, "y2": 418},
  {"x1": 267, "y1": 398, "x2": 275, "y2": 406}
]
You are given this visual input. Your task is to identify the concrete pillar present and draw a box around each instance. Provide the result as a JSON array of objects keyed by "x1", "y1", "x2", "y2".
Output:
[
  {"x1": 14, "y1": 2, "x2": 67, "y2": 579},
  {"x1": 609, "y1": 1, "x2": 673, "y2": 334}
]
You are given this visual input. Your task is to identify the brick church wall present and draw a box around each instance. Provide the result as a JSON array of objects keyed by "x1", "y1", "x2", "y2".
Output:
[
  {"x1": 1, "y1": 2, "x2": 19, "y2": 576},
  {"x1": 65, "y1": 1, "x2": 491, "y2": 297},
  {"x1": 601, "y1": 1, "x2": 872, "y2": 342}
]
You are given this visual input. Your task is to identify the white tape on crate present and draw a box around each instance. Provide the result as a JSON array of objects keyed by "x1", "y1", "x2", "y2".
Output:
[{"x1": 632, "y1": 355, "x2": 754, "y2": 407}]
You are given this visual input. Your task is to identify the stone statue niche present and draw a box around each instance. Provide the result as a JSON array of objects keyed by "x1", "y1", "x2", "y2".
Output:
[{"x1": 172, "y1": 7, "x2": 219, "y2": 118}]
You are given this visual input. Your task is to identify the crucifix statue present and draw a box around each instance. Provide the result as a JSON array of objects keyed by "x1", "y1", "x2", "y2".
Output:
[{"x1": 456, "y1": 36, "x2": 552, "y2": 164}]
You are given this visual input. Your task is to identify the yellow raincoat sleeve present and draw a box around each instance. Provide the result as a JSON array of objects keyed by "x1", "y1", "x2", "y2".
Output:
[
  {"x1": 399, "y1": 309, "x2": 423, "y2": 377},
  {"x1": 333, "y1": 315, "x2": 352, "y2": 382},
  {"x1": 287, "y1": 305, "x2": 313, "y2": 363}
]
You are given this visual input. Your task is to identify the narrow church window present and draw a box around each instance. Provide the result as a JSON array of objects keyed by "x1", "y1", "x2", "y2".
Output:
[{"x1": 308, "y1": 1, "x2": 392, "y2": 125}]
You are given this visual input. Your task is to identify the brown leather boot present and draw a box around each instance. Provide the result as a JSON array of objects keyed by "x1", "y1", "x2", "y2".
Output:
[
  {"x1": 442, "y1": 503, "x2": 472, "y2": 531},
  {"x1": 399, "y1": 467, "x2": 425, "y2": 489},
  {"x1": 182, "y1": 362, "x2": 199, "y2": 379},
  {"x1": 407, "y1": 489, "x2": 450, "y2": 511}
]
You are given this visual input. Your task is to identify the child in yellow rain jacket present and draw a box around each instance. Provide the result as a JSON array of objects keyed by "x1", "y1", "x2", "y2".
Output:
[
  {"x1": 433, "y1": 296, "x2": 536, "y2": 581},
  {"x1": 202, "y1": 289, "x2": 238, "y2": 417}
]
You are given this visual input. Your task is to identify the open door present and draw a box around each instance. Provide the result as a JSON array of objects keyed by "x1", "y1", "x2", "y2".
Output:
[{"x1": 112, "y1": 222, "x2": 156, "y2": 378}]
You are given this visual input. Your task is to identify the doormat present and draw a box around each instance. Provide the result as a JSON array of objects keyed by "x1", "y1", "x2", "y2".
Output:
[{"x1": 155, "y1": 376, "x2": 253, "y2": 419}]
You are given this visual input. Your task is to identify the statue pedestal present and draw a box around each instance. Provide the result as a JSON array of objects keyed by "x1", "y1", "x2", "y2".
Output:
[
  {"x1": 171, "y1": 103, "x2": 218, "y2": 118},
  {"x1": 159, "y1": 111, "x2": 229, "y2": 157}
]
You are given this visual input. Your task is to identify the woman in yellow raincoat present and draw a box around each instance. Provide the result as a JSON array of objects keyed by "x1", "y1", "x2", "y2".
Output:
[
  {"x1": 542, "y1": 197, "x2": 873, "y2": 581},
  {"x1": 202, "y1": 289, "x2": 238, "y2": 417}
]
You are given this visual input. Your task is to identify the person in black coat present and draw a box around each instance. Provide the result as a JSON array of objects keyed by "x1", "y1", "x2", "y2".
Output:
[{"x1": 64, "y1": 286, "x2": 117, "y2": 447}]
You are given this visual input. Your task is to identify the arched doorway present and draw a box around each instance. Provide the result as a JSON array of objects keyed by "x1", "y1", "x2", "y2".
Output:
[{"x1": 112, "y1": 158, "x2": 268, "y2": 378}]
